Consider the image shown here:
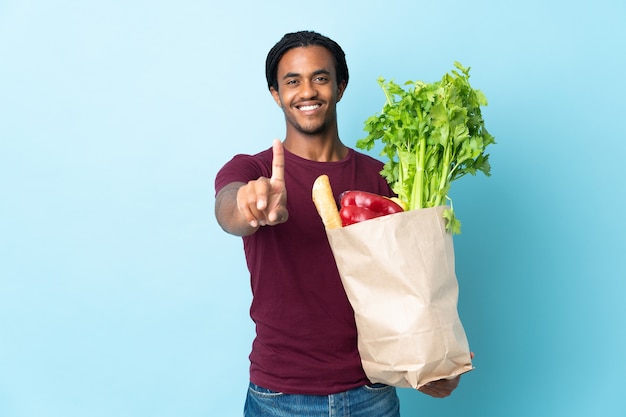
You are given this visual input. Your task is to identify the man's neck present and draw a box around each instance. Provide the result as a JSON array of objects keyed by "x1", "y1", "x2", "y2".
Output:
[{"x1": 283, "y1": 134, "x2": 348, "y2": 162}]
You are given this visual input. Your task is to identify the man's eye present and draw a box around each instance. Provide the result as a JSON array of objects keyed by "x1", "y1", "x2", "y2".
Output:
[{"x1": 286, "y1": 79, "x2": 298, "y2": 86}]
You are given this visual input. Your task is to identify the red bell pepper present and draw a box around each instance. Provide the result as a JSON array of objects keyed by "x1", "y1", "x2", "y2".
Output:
[{"x1": 339, "y1": 191, "x2": 404, "y2": 226}]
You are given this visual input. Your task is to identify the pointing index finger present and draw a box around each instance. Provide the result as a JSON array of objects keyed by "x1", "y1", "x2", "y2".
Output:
[{"x1": 270, "y1": 139, "x2": 285, "y2": 183}]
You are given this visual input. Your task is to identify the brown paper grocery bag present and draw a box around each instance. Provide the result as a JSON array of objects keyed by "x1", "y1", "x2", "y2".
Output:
[{"x1": 326, "y1": 205, "x2": 473, "y2": 389}]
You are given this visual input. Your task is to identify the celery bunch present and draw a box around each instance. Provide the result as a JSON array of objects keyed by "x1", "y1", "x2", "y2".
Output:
[{"x1": 356, "y1": 62, "x2": 495, "y2": 234}]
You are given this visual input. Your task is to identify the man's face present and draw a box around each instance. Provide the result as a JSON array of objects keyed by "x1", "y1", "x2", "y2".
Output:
[{"x1": 270, "y1": 45, "x2": 345, "y2": 136}]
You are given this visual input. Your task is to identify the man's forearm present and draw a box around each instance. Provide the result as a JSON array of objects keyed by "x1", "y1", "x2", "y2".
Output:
[{"x1": 215, "y1": 183, "x2": 259, "y2": 237}]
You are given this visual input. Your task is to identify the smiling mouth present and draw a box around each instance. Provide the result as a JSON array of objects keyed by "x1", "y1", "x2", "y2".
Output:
[{"x1": 297, "y1": 104, "x2": 321, "y2": 112}]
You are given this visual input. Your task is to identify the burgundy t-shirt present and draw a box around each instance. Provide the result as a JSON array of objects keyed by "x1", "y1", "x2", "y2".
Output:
[{"x1": 214, "y1": 146, "x2": 392, "y2": 395}]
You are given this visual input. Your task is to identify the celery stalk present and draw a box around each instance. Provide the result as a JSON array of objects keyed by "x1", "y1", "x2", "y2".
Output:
[{"x1": 356, "y1": 62, "x2": 495, "y2": 234}]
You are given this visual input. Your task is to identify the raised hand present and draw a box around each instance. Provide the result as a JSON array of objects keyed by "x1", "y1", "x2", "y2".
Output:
[{"x1": 236, "y1": 139, "x2": 288, "y2": 228}]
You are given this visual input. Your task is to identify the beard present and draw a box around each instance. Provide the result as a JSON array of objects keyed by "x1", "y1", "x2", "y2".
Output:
[{"x1": 284, "y1": 112, "x2": 333, "y2": 136}]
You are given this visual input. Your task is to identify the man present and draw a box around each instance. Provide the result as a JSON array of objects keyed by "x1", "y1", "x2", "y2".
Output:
[{"x1": 214, "y1": 30, "x2": 462, "y2": 417}]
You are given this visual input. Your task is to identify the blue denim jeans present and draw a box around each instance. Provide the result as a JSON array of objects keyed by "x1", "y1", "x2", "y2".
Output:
[{"x1": 244, "y1": 382, "x2": 400, "y2": 417}]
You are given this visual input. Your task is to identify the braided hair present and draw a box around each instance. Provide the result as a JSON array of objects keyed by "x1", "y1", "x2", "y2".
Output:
[{"x1": 265, "y1": 30, "x2": 349, "y2": 92}]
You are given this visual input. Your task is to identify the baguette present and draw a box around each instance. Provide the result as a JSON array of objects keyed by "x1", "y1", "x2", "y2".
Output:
[{"x1": 312, "y1": 174, "x2": 342, "y2": 229}]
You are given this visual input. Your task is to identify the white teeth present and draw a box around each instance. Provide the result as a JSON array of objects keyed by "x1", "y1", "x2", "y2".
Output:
[{"x1": 299, "y1": 105, "x2": 319, "y2": 111}]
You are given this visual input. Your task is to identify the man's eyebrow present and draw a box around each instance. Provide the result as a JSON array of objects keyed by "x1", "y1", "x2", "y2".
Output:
[
  {"x1": 282, "y1": 69, "x2": 331, "y2": 79},
  {"x1": 312, "y1": 69, "x2": 331, "y2": 77}
]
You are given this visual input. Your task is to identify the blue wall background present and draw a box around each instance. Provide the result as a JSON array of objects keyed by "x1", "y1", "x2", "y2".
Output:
[{"x1": 1, "y1": 1, "x2": 625, "y2": 416}]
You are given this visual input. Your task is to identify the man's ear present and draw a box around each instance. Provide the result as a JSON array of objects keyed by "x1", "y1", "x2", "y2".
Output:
[
  {"x1": 336, "y1": 81, "x2": 347, "y2": 103},
  {"x1": 270, "y1": 87, "x2": 282, "y2": 108}
]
